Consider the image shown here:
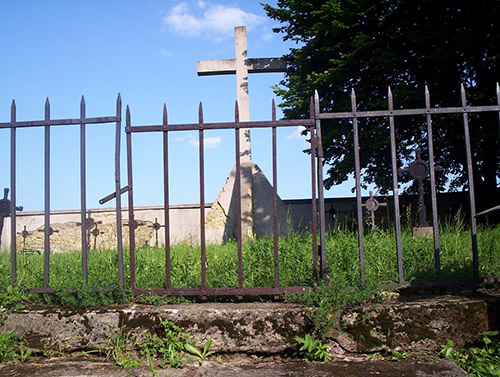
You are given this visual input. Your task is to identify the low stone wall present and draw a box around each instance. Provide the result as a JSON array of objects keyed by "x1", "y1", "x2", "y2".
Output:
[{"x1": 1, "y1": 296, "x2": 498, "y2": 355}]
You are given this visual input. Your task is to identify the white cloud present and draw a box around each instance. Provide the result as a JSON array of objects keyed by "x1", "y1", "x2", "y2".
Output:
[
  {"x1": 188, "y1": 136, "x2": 222, "y2": 148},
  {"x1": 286, "y1": 126, "x2": 307, "y2": 140},
  {"x1": 262, "y1": 31, "x2": 274, "y2": 41},
  {"x1": 160, "y1": 48, "x2": 175, "y2": 57},
  {"x1": 164, "y1": 2, "x2": 266, "y2": 38},
  {"x1": 174, "y1": 136, "x2": 185, "y2": 142}
]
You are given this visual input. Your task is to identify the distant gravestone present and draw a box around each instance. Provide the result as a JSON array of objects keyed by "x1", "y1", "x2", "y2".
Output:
[{"x1": 399, "y1": 148, "x2": 442, "y2": 237}]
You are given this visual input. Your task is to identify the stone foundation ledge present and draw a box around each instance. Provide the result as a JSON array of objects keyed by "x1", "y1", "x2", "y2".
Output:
[
  {"x1": 329, "y1": 295, "x2": 499, "y2": 354},
  {"x1": 0, "y1": 296, "x2": 498, "y2": 355}
]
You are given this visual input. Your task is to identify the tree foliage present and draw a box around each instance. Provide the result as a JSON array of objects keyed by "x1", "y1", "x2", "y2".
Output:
[{"x1": 263, "y1": 0, "x2": 499, "y2": 208}]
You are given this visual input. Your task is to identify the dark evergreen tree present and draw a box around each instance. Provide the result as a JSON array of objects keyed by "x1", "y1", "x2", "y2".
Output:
[{"x1": 264, "y1": 0, "x2": 499, "y2": 210}]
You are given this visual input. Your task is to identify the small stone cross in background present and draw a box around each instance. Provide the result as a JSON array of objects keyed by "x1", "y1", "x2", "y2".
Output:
[{"x1": 362, "y1": 191, "x2": 387, "y2": 230}]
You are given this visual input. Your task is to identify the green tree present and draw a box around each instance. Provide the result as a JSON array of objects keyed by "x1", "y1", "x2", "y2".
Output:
[{"x1": 264, "y1": 0, "x2": 499, "y2": 211}]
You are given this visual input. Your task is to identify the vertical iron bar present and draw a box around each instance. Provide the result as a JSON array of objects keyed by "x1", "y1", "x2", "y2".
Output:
[
  {"x1": 460, "y1": 84, "x2": 479, "y2": 279},
  {"x1": 309, "y1": 97, "x2": 318, "y2": 281},
  {"x1": 198, "y1": 102, "x2": 207, "y2": 290},
  {"x1": 115, "y1": 94, "x2": 124, "y2": 287},
  {"x1": 163, "y1": 104, "x2": 171, "y2": 290},
  {"x1": 314, "y1": 91, "x2": 328, "y2": 281},
  {"x1": 235, "y1": 101, "x2": 243, "y2": 290},
  {"x1": 425, "y1": 86, "x2": 442, "y2": 280},
  {"x1": 388, "y1": 87, "x2": 404, "y2": 284},
  {"x1": 80, "y1": 96, "x2": 88, "y2": 284},
  {"x1": 44, "y1": 98, "x2": 51, "y2": 288},
  {"x1": 10, "y1": 100, "x2": 17, "y2": 285},
  {"x1": 497, "y1": 83, "x2": 500, "y2": 140},
  {"x1": 126, "y1": 105, "x2": 136, "y2": 289},
  {"x1": 271, "y1": 99, "x2": 279, "y2": 288},
  {"x1": 351, "y1": 89, "x2": 365, "y2": 284}
]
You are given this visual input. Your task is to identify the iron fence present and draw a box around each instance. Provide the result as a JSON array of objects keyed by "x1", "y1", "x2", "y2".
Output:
[
  {"x1": 0, "y1": 95, "x2": 124, "y2": 292},
  {"x1": 1, "y1": 83, "x2": 499, "y2": 295},
  {"x1": 119, "y1": 99, "x2": 324, "y2": 296},
  {"x1": 315, "y1": 83, "x2": 500, "y2": 284}
]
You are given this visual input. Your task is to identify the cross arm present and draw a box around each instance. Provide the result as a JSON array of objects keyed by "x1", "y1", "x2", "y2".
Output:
[{"x1": 197, "y1": 58, "x2": 287, "y2": 76}]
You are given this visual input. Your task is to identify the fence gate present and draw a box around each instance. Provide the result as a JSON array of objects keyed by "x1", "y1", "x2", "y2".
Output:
[{"x1": 120, "y1": 98, "x2": 328, "y2": 296}]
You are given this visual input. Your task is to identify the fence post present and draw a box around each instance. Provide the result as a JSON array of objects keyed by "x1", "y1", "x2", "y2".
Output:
[
  {"x1": 314, "y1": 91, "x2": 328, "y2": 282},
  {"x1": 10, "y1": 100, "x2": 17, "y2": 285}
]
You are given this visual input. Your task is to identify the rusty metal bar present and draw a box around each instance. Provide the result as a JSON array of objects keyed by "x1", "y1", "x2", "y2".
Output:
[
  {"x1": 131, "y1": 286, "x2": 309, "y2": 296},
  {"x1": 163, "y1": 104, "x2": 171, "y2": 290},
  {"x1": 497, "y1": 83, "x2": 500, "y2": 139},
  {"x1": 235, "y1": 101, "x2": 243, "y2": 291},
  {"x1": 198, "y1": 102, "x2": 207, "y2": 290},
  {"x1": 309, "y1": 98, "x2": 318, "y2": 281},
  {"x1": 44, "y1": 98, "x2": 51, "y2": 288},
  {"x1": 317, "y1": 104, "x2": 500, "y2": 120},
  {"x1": 271, "y1": 99, "x2": 279, "y2": 288},
  {"x1": 126, "y1": 105, "x2": 136, "y2": 289},
  {"x1": 115, "y1": 94, "x2": 124, "y2": 287},
  {"x1": 388, "y1": 87, "x2": 404, "y2": 284},
  {"x1": 351, "y1": 89, "x2": 365, "y2": 284},
  {"x1": 99, "y1": 186, "x2": 130, "y2": 205},
  {"x1": 10, "y1": 100, "x2": 17, "y2": 285},
  {"x1": 461, "y1": 84, "x2": 479, "y2": 279},
  {"x1": 314, "y1": 91, "x2": 328, "y2": 281},
  {"x1": 0, "y1": 116, "x2": 119, "y2": 129},
  {"x1": 126, "y1": 118, "x2": 314, "y2": 133},
  {"x1": 425, "y1": 86, "x2": 442, "y2": 280},
  {"x1": 80, "y1": 96, "x2": 88, "y2": 284}
]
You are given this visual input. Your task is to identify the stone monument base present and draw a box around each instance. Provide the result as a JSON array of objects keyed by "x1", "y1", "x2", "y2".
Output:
[{"x1": 412, "y1": 226, "x2": 434, "y2": 238}]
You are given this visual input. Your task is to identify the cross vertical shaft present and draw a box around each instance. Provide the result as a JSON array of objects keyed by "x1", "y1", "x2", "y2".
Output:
[{"x1": 234, "y1": 26, "x2": 252, "y2": 164}]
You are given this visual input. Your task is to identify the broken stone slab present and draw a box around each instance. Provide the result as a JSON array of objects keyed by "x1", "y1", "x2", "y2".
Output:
[
  {"x1": 0, "y1": 303, "x2": 311, "y2": 354},
  {"x1": 328, "y1": 295, "x2": 495, "y2": 354}
]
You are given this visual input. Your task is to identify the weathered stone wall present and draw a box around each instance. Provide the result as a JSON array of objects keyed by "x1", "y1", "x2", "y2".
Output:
[{"x1": 0, "y1": 296, "x2": 497, "y2": 355}]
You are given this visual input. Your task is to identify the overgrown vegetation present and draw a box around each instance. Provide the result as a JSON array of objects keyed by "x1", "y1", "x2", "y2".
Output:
[
  {"x1": 98, "y1": 318, "x2": 214, "y2": 370},
  {"x1": 294, "y1": 334, "x2": 329, "y2": 361},
  {"x1": 0, "y1": 221, "x2": 498, "y2": 308},
  {"x1": 440, "y1": 331, "x2": 500, "y2": 376}
]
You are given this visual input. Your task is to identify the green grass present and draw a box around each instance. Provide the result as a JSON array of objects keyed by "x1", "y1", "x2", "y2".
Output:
[{"x1": 0, "y1": 222, "x2": 499, "y2": 307}]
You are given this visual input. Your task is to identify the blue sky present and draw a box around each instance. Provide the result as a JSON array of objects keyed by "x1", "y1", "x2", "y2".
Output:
[{"x1": 0, "y1": 0, "x2": 356, "y2": 211}]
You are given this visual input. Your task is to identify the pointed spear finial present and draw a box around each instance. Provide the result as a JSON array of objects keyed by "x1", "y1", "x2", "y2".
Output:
[
  {"x1": 496, "y1": 82, "x2": 499, "y2": 103},
  {"x1": 198, "y1": 102, "x2": 203, "y2": 124},
  {"x1": 80, "y1": 95, "x2": 85, "y2": 114},
  {"x1": 235, "y1": 100, "x2": 239, "y2": 122},
  {"x1": 11, "y1": 99, "x2": 16, "y2": 121},
  {"x1": 425, "y1": 85, "x2": 430, "y2": 109},
  {"x1": 387, "y1": 86, "x2": 393, "y2": 110},
  {"x1": 126, "y1": 105, "x2": 131, "y2": 127},
  {"x1": 351, "y1": 88, "x2": 357, "y2": 110},
  {"x1": 271, "y1": 99, "x2": 276, "y2": 122},
  {"x1": 314, "y1": 90, "x2": 320, "y2": 114},
  {"x1": 163, "y1": 104, "x2": 167, "y2": 125},
  {"x1": 460, "y1": 83, "x2": 467, "y2": 106},
  {"x1": 45, "y1": 97, "x2": 50, "y2": 120}
]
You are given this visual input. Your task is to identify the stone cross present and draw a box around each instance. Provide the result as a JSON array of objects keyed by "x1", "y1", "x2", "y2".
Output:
[
  {"x1": 399, "y1": 148, "x2": 442, "y2": 228},
  {"x1": 362, "y1": 191, "x2": 387, "y2": 230},
  {"x1": 148, "y1": 217, "x2": 165, "y2": 248},
  {"x1": 197, "y1": 26, "x2": 286, "y2": 163}
]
